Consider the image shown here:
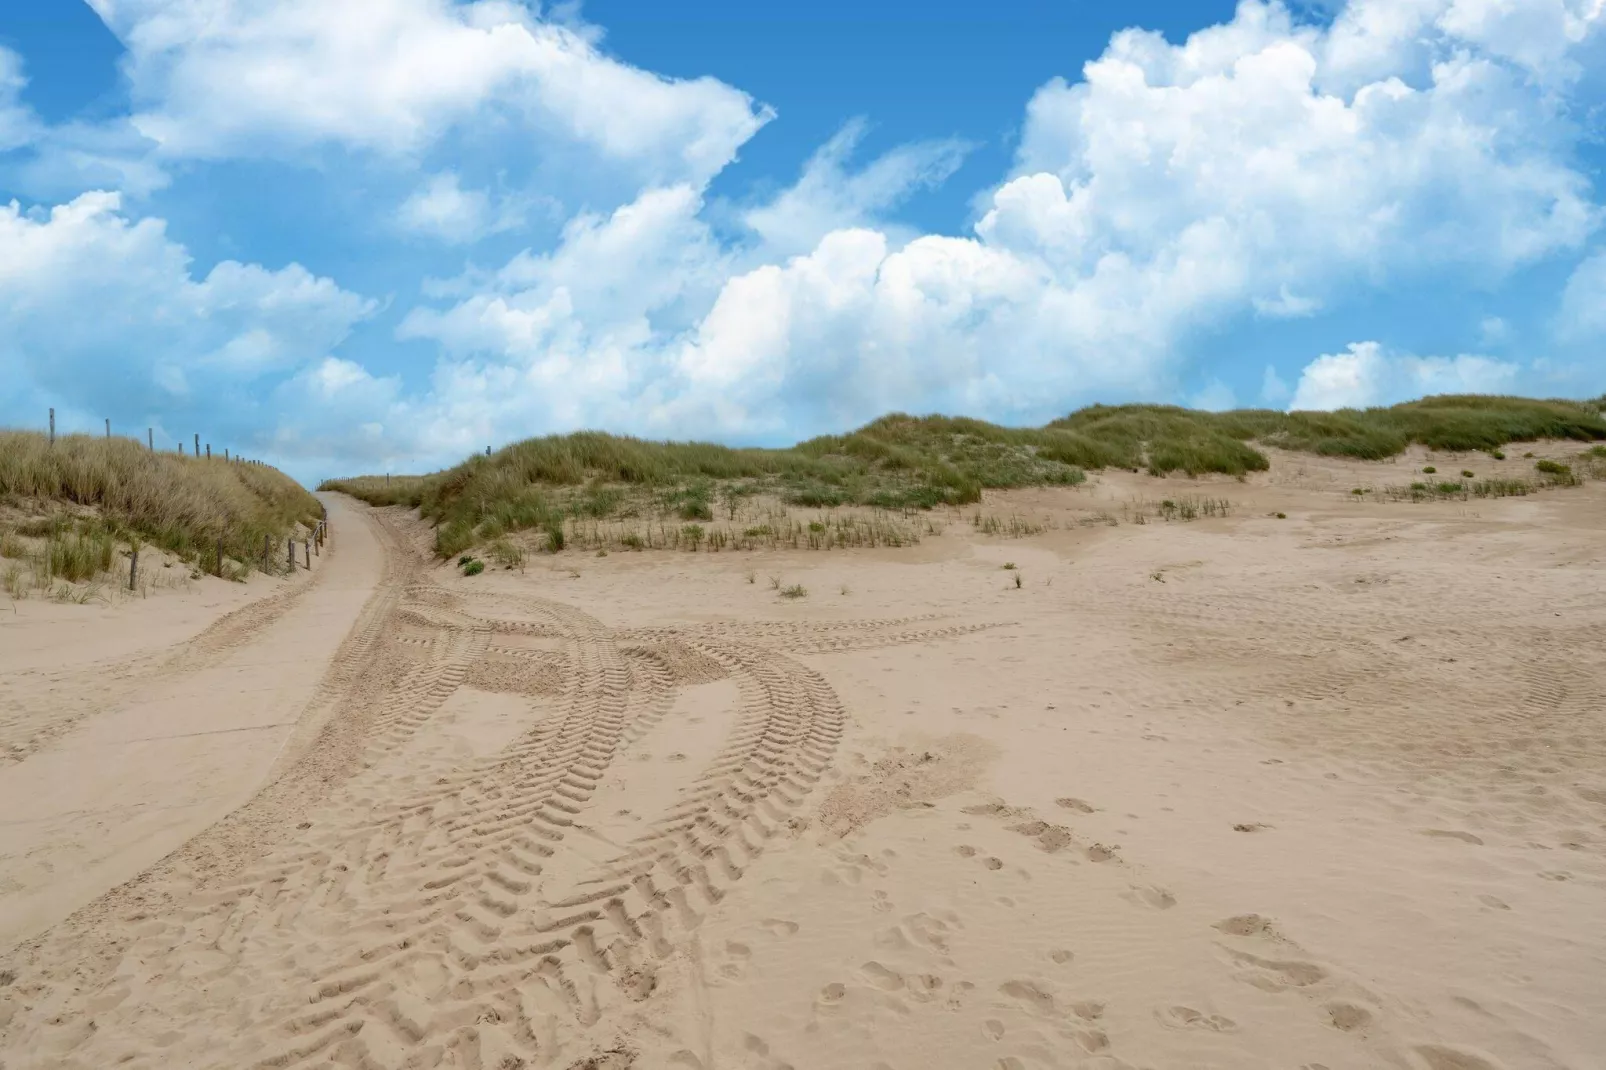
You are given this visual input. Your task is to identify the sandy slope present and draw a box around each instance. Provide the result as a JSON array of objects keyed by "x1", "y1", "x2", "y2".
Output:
[{"x1": 1, "y1": 453, "x2": 1603, "y2": 1070}]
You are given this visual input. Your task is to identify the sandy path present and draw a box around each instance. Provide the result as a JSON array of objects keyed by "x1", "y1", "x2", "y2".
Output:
[
  {"x1": 1, "y1": 460, "x2": 1602, "y2": 1070},
  {"x1": 0, "y1": 494, "x2": 382, "y2": 947}
]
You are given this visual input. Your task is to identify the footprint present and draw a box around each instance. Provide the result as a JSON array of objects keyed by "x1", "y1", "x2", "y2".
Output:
[
  {"x1": 983, "y1": 1018, "x2": 1006, "y2": 1040},
  {"x1": 818, "y1": 982, "x2": 847, "y2": 1005},
  {"x1": 1127, "y1": 885, "x2": 1177, "y2": 910},
  {"x1": 1069, "y1": 1000, "x2": 1105, "y2": 1021},
  {"x1": 1055, "y1": 797, "x2": 1097, "y2": 813},
  {"x1": 1086, "y1": 843, "x2": 1118, "y2": 863},
  {"x1": 956, "y1": 845, "x2": 978, "y2": 858},
  {"x1": 983, "y1": 857, "x2": 1003, "y2": 871},
  {"x1": 1226, "y1": 948, "x2": 1326, "y2": 991},
  {"x1": 1158, "y1": 1005, "x2": 1237, "y2": 1032},
  {"x1": 859, "y1": 961, "x2": 904, "y2": 991},
  {"x1": 1214, "y1": 913, "x2": 1274, "y2": 937},
  {"x1": 1413, "y1": 1045, "x2": 1506, "y2": 1070},
  {"x1": 1420, "y1": 829, "x2": 1483, "y2": 845},
  {"x1": 1475, "y1": 895, "x2": 1509, "y2": 911},
  {"x1": 1538, "y1": 871, "x2": 1572, "y2": 882},
  {"x1": 1325, "y1": 1002, "x2": 1373, "y2": 1032},
  {"x1": 999, "y1": 979, "x2": 1056, "y2": 1016},
  {"x1": 1049, "y1": 949, "x2": 1074, "y2": 965},
  {"x1": 760, "y1": 918, "x2": 800, "y2": 937}
]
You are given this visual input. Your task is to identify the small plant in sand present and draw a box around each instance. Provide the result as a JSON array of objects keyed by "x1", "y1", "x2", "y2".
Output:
[
  {"x1": 1461, "y1": 470, "x2": 1475, "y2": 478},
  {"x1": 745, "y1": 570, "x2": 756, "y2": 584},
  {"x1": 1488, "y1": 448, "x2": 1506, "y2": 460},
  {"x1": 839, "y1": 583, "x2": 850, "y2": 595},
  {"x1": 543, "y1": 517, "x2": 566, "y2": 552},
  {"x1": 461, "y1": 558, "x2": 485, "y2": 576},
  {"x1": 768, "y1": 575, "x2": 780, "y2": 589},
  {"x1": 595, "y1": 548, "x2": 608, "y2": 557},
  {"x1": 0, "y1": 531, "x2": 25, "y2": 559},
  {"x1": 1534, "y1": 459, "x2": 1569, "y2": 475},
  {"x1": 1013, "y1": 572, "x2": 1023, "y2": 589},
  {"x1": 1149, "y1": 570, "x2": 1165, "y2": 583},
  {"x1": 488, "y1": 539, "x2": 524, "y2": 571},
  {"x1": 779, "y1": 583, "x2": 807, "y2": 600},
  {"x1": 1275, "y1": 512, "x2": 1287, "y2": 519},
  {"x1": 1421, "y1": 465, "x2": 1437, "y2": 474},
  {"x1": 1001, "y1": 562, "x2": 1017, "y2": 570},
  {"x1": 1351, "y1": 487, "x2": 1365, "y2": 495}
]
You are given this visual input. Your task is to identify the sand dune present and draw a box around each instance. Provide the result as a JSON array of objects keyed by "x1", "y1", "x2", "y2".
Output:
[{"x1": 1, "y1": 452, "x2": 1602, "y2": 1070}]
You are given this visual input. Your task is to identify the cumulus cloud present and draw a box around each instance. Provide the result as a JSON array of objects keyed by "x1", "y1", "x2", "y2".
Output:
[
  {"x1": 88, "y1": 0, "x2": 771, "y2": 186},
  {"x1": 383, "y1": 0, "x2": 1603, "y2": 447},
  {"x1": 1288, "y1": 341, "x2": 1521, "y2": 410},
  {"x1": 1557, "y1": 250, "x2": 1606, "y2": 340},
  {"x1": 0, "y1": 191, "x2": 376, "y2": 440},
  {"x1": 7, "y1": 0, "x2": 1605, "y2": 474}
]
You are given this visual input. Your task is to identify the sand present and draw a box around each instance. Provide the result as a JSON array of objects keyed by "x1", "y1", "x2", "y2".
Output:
[{"x1": 1, "y1": 448, "x2": 1603, "y2": 1070}]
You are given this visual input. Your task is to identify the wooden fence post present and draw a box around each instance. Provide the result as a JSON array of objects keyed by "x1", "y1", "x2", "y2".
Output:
[
  {"x1": 304, "y1": 540, "x2": 311, "y2": 569},
  {"x1": 105, "y1": 418, "x2": 110, "y2": 439},
  {"x1": 194, "y1": 433, "x2": 200, "y2": 457},
  {"x1": 288, "y1": 537, "x2": 295, "y2": 572},
  {"x1": 262, "y1": 533, "x2": 270, "y2": 575},
  {"x1": 49, "y1": 408, "x2": 55, "y2": 446},
  {"x1": 206, "y1": 444, "x2": 211, "y2": 460},
  {"x1": 129, "y1": 545, "x2": 138, "y2": 592},
  {"x1": 148, "y1": 428, "x2": 153, "y2": 450}
]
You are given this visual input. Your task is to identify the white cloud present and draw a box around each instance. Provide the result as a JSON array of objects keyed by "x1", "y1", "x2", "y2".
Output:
[
  {"x1": 1191, "y1": 380, "x2": 1238, "y2": 411},
  {"x1": 0, "y1": 191, "x2": 376, "y2": 422},
  {"x1": 89, "y1": 0, "x2": 771, "y2": 186},
  {"x1": 1557, "y1": 250, "x2": 1606, "y2": 340},
  {"x1": 398, "y1": 171, "x2": 534, "y2": 244},
  {"x1": 1289, "y1": 340, "x2": 1521, "y2": 410},
  {"x1": 741, "y1": 119, "x2": 971, "y2": 257},
  {"x1": 0, "y1": 47, "x2": 40, "y2": 153},
  {"x1": 382, "y1": 0, "x2": 1603, "y2": 447}
]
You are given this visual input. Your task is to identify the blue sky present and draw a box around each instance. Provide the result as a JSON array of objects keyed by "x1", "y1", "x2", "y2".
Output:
[{"x1": 1, "y1": 1, "x2": 1603, "y2": 482}]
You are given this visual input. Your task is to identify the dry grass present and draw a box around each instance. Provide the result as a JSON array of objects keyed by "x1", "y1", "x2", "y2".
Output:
[{"x1": 0, "y1": 431, "x2": 321, "y2": 593}]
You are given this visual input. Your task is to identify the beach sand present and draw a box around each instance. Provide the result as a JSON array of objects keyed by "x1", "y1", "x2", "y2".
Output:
[{"x1": 1, "y1": 447, "x2": 1602, "y2": 1070}]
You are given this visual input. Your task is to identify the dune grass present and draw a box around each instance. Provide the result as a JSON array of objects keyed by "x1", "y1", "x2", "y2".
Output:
[
  {"x1": 0, "y1": 431, "x2": 322, "y2": 585},
  {"x1": 322, "y1": 394, "x2": 1606, "y2": 557}
]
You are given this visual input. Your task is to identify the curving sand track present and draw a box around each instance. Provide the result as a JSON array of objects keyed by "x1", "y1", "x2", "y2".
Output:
[{"x1": 2, "y1": 464, "x2": 1604, "y2": 1070}]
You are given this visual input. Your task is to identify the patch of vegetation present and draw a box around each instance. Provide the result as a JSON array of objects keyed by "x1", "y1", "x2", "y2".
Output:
[
  {"x1": 1534, "y1": 459, "x2": 1570, "y2": 476},
  {"x1": 779, "y1": 583, "x2": 808, "y2": 600},
  {"x1": 1421, "y1": 466, "x2": 1437, "y2": 474},
  {"x1": 322, "y1": 394, "x2": 1606, "y2": 557},
  {"x1": 462, "y1": 559, "x2": 485, "y2": 576},
  {"x1": 1, "y1": 431, "x2": 320, "y2": 581}
]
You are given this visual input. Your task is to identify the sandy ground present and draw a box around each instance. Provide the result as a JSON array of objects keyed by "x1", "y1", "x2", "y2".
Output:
[{"x1": 1, "y1": 449, "x2": 1603, "y2": 1070}]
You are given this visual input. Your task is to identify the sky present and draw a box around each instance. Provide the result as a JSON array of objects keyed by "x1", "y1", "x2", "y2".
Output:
[{"x1": 0, "y1": 0, "x2": 1603, "y2": 483}]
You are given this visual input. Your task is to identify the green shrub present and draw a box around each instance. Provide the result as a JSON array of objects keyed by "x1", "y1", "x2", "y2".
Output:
[
  {"x1": 1535, "y1": 459, "x2": 1569, "y2": 475},
  {"x1": 543, "y1": 517, "x2": 566, "y2": 552},
  {"x1": 1421, "y1": 465, "x2": 1437, "y2": 474},
  {"x1": 1460, "y1": 470, "x2": 1475, "y2": 478},
  {"x1": 1489, "y1": 449, "x2": 1506, "y2": 460},
  {"x1": 779, "y1": 583, "x2": 807, "y2": 599},
  {"x1": 462, "y1": 559, "x2": 485, "y2": 576}
]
